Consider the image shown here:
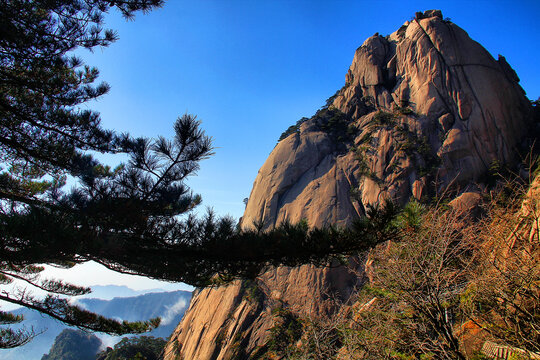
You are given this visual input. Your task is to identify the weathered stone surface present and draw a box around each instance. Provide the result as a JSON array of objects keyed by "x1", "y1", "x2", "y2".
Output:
[
  {"x1": 164, "y1": 10, "x2": 533, "y2": 360},
  {"x1": 448, "y1": 191, "x2": 483, "y2": 215},
  {"x1": 241, "y1": 131, "x2": 361, "y2": 230}
]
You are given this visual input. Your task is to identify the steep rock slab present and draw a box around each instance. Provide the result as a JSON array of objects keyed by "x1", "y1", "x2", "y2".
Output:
[
  {"x1": 242, "y1": 129, "x2": 362, "y2": 230},
  {"x1": 333, "y1": 13, "x2": 531, "y2": 205},
  {"x1": 164, "y1": 10, "x2": 533, "y2": 360}
]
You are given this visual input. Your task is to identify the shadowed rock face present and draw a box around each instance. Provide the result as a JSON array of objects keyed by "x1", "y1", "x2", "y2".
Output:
[{"x1": 163, "y1": 10, "x2": 533, "y2": 360}]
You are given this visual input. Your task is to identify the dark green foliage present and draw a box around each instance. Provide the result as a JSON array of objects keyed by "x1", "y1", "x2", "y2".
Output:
[
  {"x1": 267, "y1": 307, "x2": 303, "y2": 356},
  {"x1": 0, "y1": 312, "x2": 23, "y2": 325},
  {"x1": 397, "y1": 24, "x2": 408, "y2": 39},
  {"x1": 361, "y1": 95, "x2": 376, "y2": 109},
  {"x1": 241, "y1": 279, "x2": 265, "y2": 304},
  {"x1": 316, "y1": 108, "x2": 357, "y2": 146},
  {"x1": 41, "y1": 329, "x2": 101, "y2": 360},
  {"x1": 395, "y1": 105, "x2": 415, "y2": 115},
  {"x1": 277, "y1": 117, "x2": 309, "y2": 142},
  {"x1": 416, "y1": 136, "x2": 441, "y2": 177},
  {"x1": 349, "y1": 186, "x2": 361, "y2": 202},
  {"x1": 394, "y1": 199, "x2": 425, "y2": 231},
  {"x1": 366, "y1": 108, "x2": 442, "y2": 181},
  {"x1": 278, "y1": 100, "x2": 356, "y2": 147},
  {"x1": 322, "y1": 88, "x2": 343, "y2": 110},
  {"x1": 373, "y1": 110, "x2": 397, "y2": 126},
  {"x1": 352, "y1": 147, "x2": 380, "y2": 183},
  {"x1": 96, "y1": 336, "x2": 166, "y2": 360},
  {"x1": 254, "y1": 306, "x2": 344, "y2": 359},
  {"x1": 394, "y1": 125, "x2": 441, "y2": 178},
  {"x1": 0, "y1": 326, "x2": 35, "y2": 349},
  {"x1": 485, "y1": 159, "x2": 517, "y2": 189},
  {"x1": 357, "y1": 132, "x2": 373, "y2": 145},
  {"x1": 394, "y1": 126, "x2": 416, "y2": 155},
  {"x1": 113, "y1": 201, "x2": 397, "y2": 290},
  {"x1": 0, "y1": 0, "x2": 164, "y2": 178},
  {"x1": 15, "y1": 294, "x2": 161, "y2": 334},
  {"x1": 166, "y1": 339, "x2": 183, "y2": 360},
  {"x1": 215, "y1": 327, "x2": 227, "y2": 348}
]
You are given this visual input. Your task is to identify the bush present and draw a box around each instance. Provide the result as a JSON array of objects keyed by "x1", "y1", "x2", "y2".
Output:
[
  {"x1": 265, "y1": 307, "x2": 303, "y2": 358},
  {"x1": 373, "y1": 110, "x2": 396, "y2": 126},
  {"x1": 291, "y1": 178, "x2": 540, "y2": 359},
  {"x1": 277, "y1": 117, "x2": 309, "y2": 142}
]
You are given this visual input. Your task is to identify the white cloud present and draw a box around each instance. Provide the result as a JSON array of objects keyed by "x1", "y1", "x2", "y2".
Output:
[
  {"x1": 160, "y1": 298, "x2": 188, "y2": 326},
  {"x1": 97, "y1": 333, "x2": 122, "y2": 352},
  {"x1": 68, "y1": 297, "x2": 87, "y2": 310},
  {"x1": 39, "y1": 261, "x2": 194, "y2": 292}
]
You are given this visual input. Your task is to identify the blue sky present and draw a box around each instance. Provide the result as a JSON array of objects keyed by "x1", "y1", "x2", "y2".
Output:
[
  {"x1": 34, "y1": 0, "x2": 540, "y2": 293},
  {"x1": 84, "y1": 0, "x2": 540, "y2": 221}
]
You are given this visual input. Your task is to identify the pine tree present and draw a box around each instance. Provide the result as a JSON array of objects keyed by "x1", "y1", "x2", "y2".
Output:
[
  {"x1": 0, "y1": 0, "x2": 400, "y2": 348},
  {"x1": 0, "y1": 0, "x2": 192, "y2": 347}
]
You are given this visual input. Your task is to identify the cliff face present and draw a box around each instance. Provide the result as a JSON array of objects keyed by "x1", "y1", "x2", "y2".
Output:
[{"x1": 163, "y1": 10, "x2": 533, "y2": 360}]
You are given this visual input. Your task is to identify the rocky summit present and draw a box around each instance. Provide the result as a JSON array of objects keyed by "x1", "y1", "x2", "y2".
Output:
[{"x1": 163, "y1": 10, "x2": 534, "y2": 360}]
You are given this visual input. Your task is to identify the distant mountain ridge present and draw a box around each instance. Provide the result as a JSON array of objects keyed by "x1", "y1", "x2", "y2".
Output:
[
  {"x1": 0, "y1": 288, "x2": 191, "y2": 360},
  {"x1": 78, "y1": 291, "x2": 190, "y2": 329},
  {"x1": 41, "y1": 329, "x2": 101, "y2": 360},
  {"x1": 76, "y1": 285, "x2": 166, "y2": 300}
]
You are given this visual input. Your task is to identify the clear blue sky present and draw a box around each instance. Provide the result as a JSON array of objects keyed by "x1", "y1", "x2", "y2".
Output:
[
  {"x1": 31, "y1": 0, "x2": 540, "y2": 294},
  {"x1": 85, "y1": 0, "x2": 540, "y2": 220}
]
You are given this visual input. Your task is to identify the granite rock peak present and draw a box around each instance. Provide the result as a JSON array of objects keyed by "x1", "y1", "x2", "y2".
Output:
[{"x1": 163, "y1": 10, "x2": 534, "y2": 360}]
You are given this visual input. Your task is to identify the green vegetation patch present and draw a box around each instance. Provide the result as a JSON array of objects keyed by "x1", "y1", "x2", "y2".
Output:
[
  {"x1": 277, "y1": 117, "x2": 309, "y2": 142},
  {"x1": 266, "y1": 307, "x2": 303, "y2": 357},
  {"x1": 241, "y1": 279, "x2": 265, "y2": 304},
  {"x1": 96, "y1": 336, "x2": 166, "y2": 360}
]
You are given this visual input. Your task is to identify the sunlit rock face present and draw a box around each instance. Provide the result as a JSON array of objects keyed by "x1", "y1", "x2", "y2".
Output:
[{"x1": 163, "y1": 10, "x2": 533, "y2": 360}]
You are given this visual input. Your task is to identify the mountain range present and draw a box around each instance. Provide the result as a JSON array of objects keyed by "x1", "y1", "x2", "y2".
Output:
[{"x1": 0, "y1": 287, "x2": 191, "y2": 360}]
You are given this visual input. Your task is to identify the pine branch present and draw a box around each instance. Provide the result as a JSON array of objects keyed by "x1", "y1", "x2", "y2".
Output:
[
  {"x1": 0, "y1": 328, "x2": 36, "y2": 349},
  {"x1": 0, "y1": 270, "x2": 91, "y2": 296},
  {"x1": 0, "y1": 293, "x2": 160, "y2": 336}
]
